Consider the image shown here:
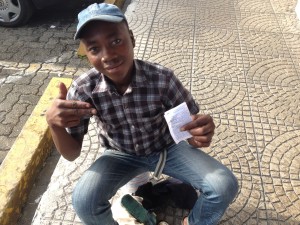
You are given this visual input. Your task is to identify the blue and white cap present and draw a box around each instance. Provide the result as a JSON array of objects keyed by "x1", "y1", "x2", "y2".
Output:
[{"x1": 74, "y1": 3, "x2": 126, "y2": 40}]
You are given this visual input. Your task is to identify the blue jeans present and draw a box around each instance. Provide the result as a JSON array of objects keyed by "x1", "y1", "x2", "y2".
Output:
[{"x1": 72, "y1": 141, "x2": 238, "y2": 225}]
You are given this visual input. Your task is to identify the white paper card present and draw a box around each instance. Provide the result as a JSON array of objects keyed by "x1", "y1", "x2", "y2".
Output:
[{"x1": 164, "y1": 102, "x2": 192, "y2": 144}]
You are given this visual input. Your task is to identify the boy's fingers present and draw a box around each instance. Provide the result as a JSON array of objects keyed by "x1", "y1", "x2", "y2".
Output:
[
  {"x1": 58, "y1": 100, "x2": 93, "y2": 109},
  {"x1": 192, "y1": 131, "x2": 214, "y2": 143},
  {"x1": 181, "y1": 115, "x2": 211, "y2": 131},
  {"x1": 57, "y1": 82, "x2": 68, "y2": 100},
  {"x1": 75, "y1": 108, "x2": 97, "y2": 116},
  {"x1": 188, "y1": 124, "x2": 213, "y2": 136},
  {"x1": 68, "y1": 100, "x2": 92, "y2": 109},
  {"x1": 62, "y1": 108, "x2": 97, "y2": 117}
]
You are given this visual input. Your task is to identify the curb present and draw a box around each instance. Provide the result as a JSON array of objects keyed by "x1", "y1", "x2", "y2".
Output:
[
  {"x1": 0, "y1": 1, "x2": 126, "y2": 224},
  {"x1": 0, "y1": 78, "x2": 72, "y2": 225}
]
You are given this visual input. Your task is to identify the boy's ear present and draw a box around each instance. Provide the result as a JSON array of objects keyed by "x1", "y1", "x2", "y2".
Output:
[{"x1": 129, "y1": 30, "x2": 135, "y2": 48}]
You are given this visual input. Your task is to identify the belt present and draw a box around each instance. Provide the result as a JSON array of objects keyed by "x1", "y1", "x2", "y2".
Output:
[{"x1": 151, "y1": 148, "x2": 167, "y2": 184}]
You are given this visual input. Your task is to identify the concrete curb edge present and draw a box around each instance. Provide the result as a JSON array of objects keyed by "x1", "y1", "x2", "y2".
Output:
[
  {"x1": 0, "y1": 1, "x2": 126, "y2": 224},
  {"x1": 0, "y1": 77, "x2": 72, "y2": 225}
]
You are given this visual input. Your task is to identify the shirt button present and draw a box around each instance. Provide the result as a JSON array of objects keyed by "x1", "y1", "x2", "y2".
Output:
[
  {"x1": 131, "y1": 125, "x2": 135, "y2": 129},
  {"x1": 135, "y1": 144, "x2": 139, "y2": 149}
]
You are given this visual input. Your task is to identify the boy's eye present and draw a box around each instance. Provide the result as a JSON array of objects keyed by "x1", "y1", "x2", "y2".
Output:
[
  {"x1": 112, "y1": 39, "x2": 121, "y2": 45},
  {"x1": 88, "y1": 47, "x2": 99, "y2": 53}
]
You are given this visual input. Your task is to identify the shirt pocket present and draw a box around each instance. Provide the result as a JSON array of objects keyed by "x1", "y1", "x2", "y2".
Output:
[{"x1": 136, "y1": 112, "x2": 166, "y2": 135}]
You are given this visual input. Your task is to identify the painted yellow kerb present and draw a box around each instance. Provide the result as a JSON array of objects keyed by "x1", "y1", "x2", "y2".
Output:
[
  {"x1": 0, "y1": 0, "x2": 126, "y2": 223},
  {"x1": 0, "y1": 77, "x2": 72, "y2": 225}
]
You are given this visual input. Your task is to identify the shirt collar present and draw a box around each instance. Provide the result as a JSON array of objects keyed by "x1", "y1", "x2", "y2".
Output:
[
  {"x1": 130, "y1": 59, "x2": 148, "y2": 88},
  {"x1": 93, "y1": 59, "x2": 148, "y2": 94}
]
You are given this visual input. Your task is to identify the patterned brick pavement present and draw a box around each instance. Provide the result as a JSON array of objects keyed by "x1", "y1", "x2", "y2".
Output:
[
  {"x1": 13, "y1": 0, "x2": 300, "y2": 224},
  {"x1": 0, "y1": 1, "x2": 95, "y2": 164}
]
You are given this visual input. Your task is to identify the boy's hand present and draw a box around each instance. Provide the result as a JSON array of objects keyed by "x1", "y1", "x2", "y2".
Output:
[
  {"x1": 181, "y1": 114, "x2": 215, "y2": 148},
  {"x1": 46, "y1": 82, "x2": 97, "y2": 128}
]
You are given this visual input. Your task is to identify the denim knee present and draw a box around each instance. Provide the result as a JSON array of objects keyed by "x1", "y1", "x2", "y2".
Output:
[
  {"x1": 204, "y1": 168, "x2": 238, "y2": 205},
  {"x1": 224, "y1": 170, "x2": 239, "y2": 203},
  {"x1": 72, "y1": 180, "x2": 107, "y2": 217},
  {"x1": 72, "y1": 182, "x2": 93, "y2": 216}
]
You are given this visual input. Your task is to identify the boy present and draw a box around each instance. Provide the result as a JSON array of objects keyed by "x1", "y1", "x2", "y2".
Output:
[{"x1": 46, "y1": 3, "x2": 238, "y2": 225}]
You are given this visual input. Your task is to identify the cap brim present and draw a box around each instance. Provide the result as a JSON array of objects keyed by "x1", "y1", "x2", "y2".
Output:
[{"x1": 74, "y1": 15, "x2": 124, "y2": 40}]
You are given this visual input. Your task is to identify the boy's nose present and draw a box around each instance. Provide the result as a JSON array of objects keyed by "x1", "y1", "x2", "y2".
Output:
[{"x1": 101, "y1": 47, "x2": 115, "y2": 62}]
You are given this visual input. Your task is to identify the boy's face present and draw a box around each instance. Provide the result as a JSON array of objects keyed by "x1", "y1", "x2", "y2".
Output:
[{"x1": 81, "y1": 21, "x2": 135, "y2": 87}]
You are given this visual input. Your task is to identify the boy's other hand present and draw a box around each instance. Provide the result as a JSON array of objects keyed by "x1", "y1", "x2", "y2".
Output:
[
  {"x1": 46, "y1": 82, "x2": 97, "y2": 128},
  {"x1": 181, "y1": 114, "x2": 215, "y2": 148}
]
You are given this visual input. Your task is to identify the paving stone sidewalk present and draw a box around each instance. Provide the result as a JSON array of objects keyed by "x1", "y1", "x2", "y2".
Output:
[
  {"x1": 30, "y1": 0, "x2": 300, "y2": 224},
  {"x1": 0, "y1": 0, "x2": 99, "y2": 164}
]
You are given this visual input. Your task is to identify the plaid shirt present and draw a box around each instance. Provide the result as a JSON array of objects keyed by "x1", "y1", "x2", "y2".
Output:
[{"x1": 67, "y1": 59, "x2": 199, "y2": 156}]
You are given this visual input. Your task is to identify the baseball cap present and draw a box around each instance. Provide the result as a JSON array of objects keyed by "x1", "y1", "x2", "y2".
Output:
[{"x1": 74, "y1": 3, "x2": 126, "y2": 40}]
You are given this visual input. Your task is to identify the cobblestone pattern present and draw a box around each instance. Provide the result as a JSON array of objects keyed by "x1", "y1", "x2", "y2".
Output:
[
  {"x1": 0, "y1": 2, "x2": 94, "y2": 164},
  {"x1": 30, "y1": 0, "x2": 300, "y2": 224}
]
